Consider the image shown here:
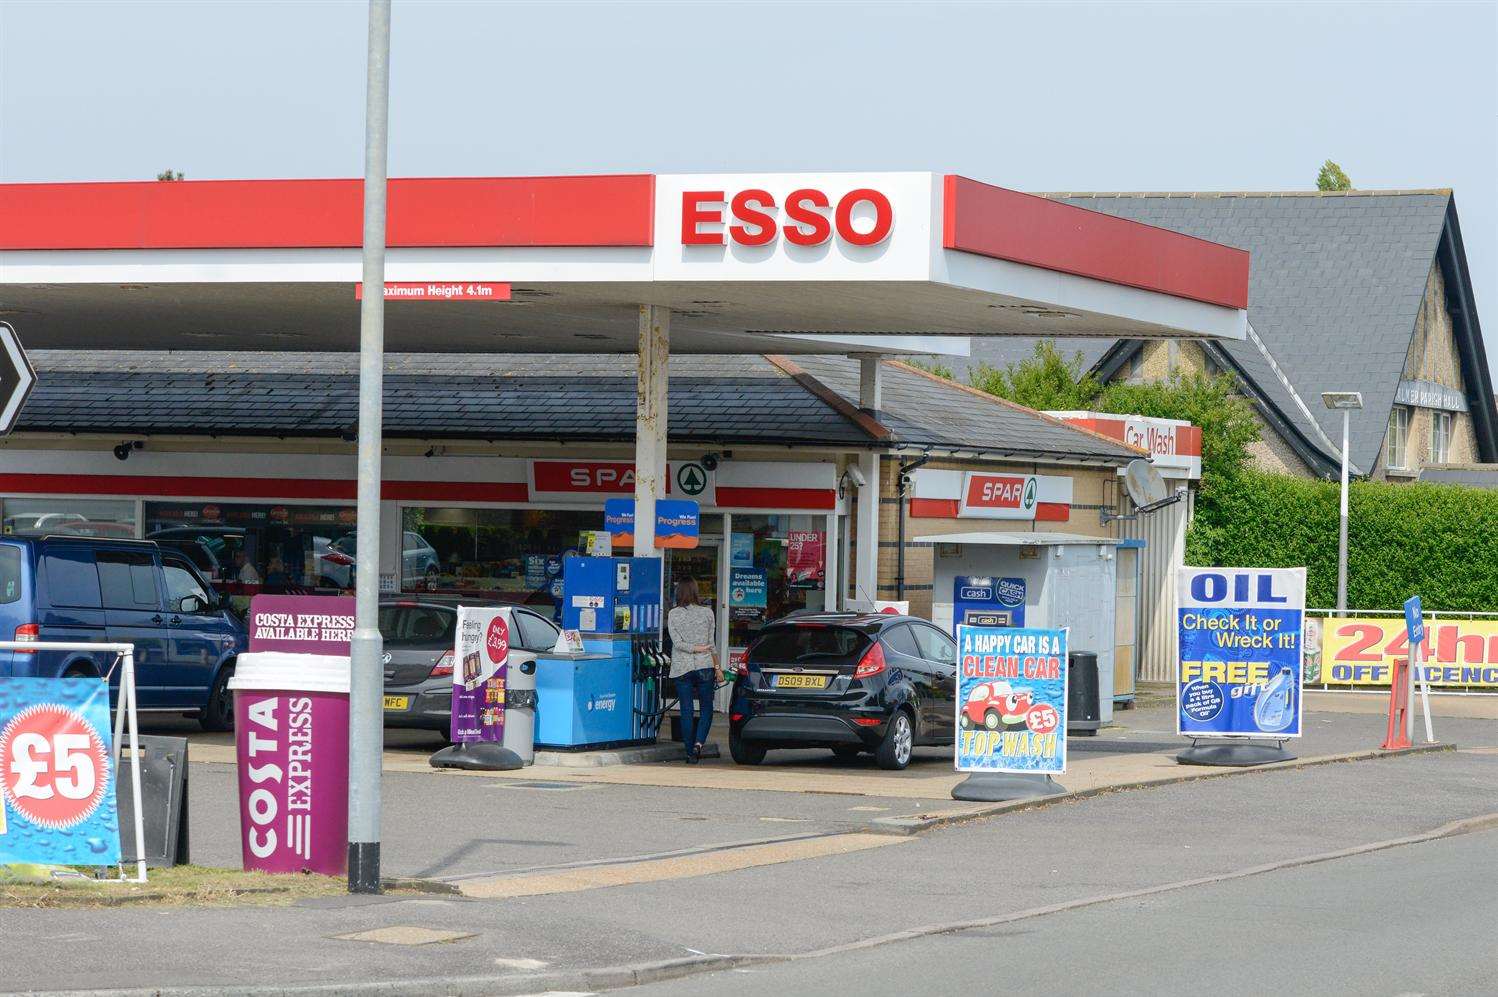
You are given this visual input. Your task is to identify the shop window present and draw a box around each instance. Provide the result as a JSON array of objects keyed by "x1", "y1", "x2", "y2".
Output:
[
  {"x1": 401, "y1": 507, "x2": 603, "y2": 619},
  {"x1": 1430, "y1": 411, "x2": 1452, "y2": 465},
  {"x1": 726, "y1": 514, "x2": 828, "y2": 651},
  {"x1": 144, "y1": 501, "x2": 355, "y2": 598},
  {"x1": 3, "y1": 498, "x2": 136, "y2": 538},
  {"x1": 1386, "y1": 407, "x2": 1410, "y2": 470}
]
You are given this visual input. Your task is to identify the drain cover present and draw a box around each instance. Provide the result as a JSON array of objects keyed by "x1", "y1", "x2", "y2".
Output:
[{"x1": 500, "y1": 780, "x2": 591, "y2": 791}]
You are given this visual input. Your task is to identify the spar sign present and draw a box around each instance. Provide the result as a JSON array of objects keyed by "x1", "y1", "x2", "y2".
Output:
[
  {"x1": 955, "y1": 625, "x2": 1067, "y2": 774},
  {"x1": 1177, "y1": 567, "x2": 1306, "y2": 737},
  {"x1": 0, "y1": 677, "x2": 121, "y2": 865}
]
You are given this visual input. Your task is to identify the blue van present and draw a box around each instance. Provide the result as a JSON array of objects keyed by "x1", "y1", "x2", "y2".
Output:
[{"x1": 0, "y1": 537, "x2": 247, "y2": 730}]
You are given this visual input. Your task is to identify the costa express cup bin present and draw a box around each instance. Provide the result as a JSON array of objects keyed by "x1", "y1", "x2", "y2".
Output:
[
  {"x1": 1067, "y1": 650, "x2": 1101, "y2": 736},
  {"x1": 228, "y1": 652, "x2": 350, "y2": 875},
  {"x1": 503, "y1": 659, "x2": 538, "y2": 765}
]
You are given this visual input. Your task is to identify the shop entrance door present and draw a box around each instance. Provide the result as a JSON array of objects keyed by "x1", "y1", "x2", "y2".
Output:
[{"x1": 663, "y1": 536, "x2": 725, "y2": 709}]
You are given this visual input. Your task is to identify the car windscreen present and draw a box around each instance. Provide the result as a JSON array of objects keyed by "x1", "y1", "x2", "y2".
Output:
[{"x1": 748, "y1": 625, "x2": 869, "y2": 665}]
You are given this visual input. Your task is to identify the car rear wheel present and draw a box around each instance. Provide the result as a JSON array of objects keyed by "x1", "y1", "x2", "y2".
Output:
[
  {"x1": 984, "y1": 709, "x2": 1001, "y2": 731},
  {"x1": 831, "y1": 746, "x2": 862, "y2": 763},
  {"x1": 730, "y1": 731, "x2": 766, "y2": 766},
  {"x1": 876, "y1": 710, "x2": 914, "y2": 771},
  {"x1": 199, "y1": 664, "x2": 236, "y2": 732}
]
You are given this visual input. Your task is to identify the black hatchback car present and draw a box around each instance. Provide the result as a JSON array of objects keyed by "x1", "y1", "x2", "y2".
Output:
[{"x1": 729, "y1": 613, "x2": 958, "y2": 770}]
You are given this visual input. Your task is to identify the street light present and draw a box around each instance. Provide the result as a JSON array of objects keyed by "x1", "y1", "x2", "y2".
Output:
[{"x1": 1321, "y1": 391, "x2": 1363, "y2": 615}]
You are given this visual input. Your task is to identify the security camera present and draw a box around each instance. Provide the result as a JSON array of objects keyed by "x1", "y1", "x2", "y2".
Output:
[
  {"x1": 701, "y1": 453, "x2": 719, "y2": 471},
  {"x1": 844, "y1": 464, "x2": 868, "y2": 489},
  {"x1": 112, "y1": 441, "x2": 144, "y2": 461}
]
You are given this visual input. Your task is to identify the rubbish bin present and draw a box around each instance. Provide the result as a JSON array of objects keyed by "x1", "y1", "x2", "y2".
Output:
[
  {"x1": 503, "y1": 658, "x2": 538, "y2": 765},
  {"x1": 1067, "y1": 650, "x2": 1101, "y2": 736},
  {"x1": 229, "y1": 652, "x2": 350, "y2": 875}
]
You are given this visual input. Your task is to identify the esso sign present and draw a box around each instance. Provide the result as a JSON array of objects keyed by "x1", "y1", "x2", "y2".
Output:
[{"x1": 681, "y1": 188, "x2": 893, "y2": 248}]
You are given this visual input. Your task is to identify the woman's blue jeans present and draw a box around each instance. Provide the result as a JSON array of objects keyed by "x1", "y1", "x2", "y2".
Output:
[{"x1": 676, "y1": 668, "x2": 715, "y2": 753}]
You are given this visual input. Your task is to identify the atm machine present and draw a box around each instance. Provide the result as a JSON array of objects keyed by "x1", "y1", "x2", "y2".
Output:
[{"x1": 532, "y1": 555, "x2": 666, "y2": 750}]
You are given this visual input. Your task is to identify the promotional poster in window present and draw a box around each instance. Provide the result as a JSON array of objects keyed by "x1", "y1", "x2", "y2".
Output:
[
  {"x1": 451, "y1": 606, "x2": 512, "y2": 743},
  {"x1": 1176, "y1": 567, "x2": 1306, "y2": 737},
  {"x1": 955, "y1": 625, "x2": 1067, "y2": 774}
]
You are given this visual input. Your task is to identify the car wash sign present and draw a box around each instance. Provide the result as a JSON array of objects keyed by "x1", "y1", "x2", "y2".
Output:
[
  {"x1": 955, "y1": 625, "x2": 1067, "y2": 774},
  {"x1": 1177, "y1": 567, "x2": 1305, "y2": 738},
  {"x1": 0, "y1": 677, "x2": 121, "y2": 865}
]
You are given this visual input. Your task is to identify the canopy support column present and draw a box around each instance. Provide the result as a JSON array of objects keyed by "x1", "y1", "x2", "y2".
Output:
[{"x1": 634, "y1": 305, "x2": 670, "y2": 557}]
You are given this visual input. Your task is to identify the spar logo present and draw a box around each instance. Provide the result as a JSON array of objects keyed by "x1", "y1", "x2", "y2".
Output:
[{"x1": 0, "y1": 703, "x2": 111, "y2": 830}]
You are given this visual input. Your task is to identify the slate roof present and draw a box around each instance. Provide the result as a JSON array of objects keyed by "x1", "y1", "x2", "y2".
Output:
[
  {"x1": 15, "y1": 350, "x2": 1140, "y2": 463},
  {"x1": 954, "y1": 190, "x2": 1495, "y2": 476}
]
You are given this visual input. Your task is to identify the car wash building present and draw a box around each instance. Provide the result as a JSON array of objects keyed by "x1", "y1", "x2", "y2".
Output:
[{"x1": 0, "y1": 172, "x2": 1249, "y2": 714}]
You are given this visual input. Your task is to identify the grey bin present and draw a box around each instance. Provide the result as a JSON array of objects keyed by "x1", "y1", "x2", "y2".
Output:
[{"x1": 504, "y1": 659, "x2": 538, "y2": 765}]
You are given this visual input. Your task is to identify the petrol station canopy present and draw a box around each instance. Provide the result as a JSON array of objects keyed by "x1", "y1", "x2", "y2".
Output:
[{"x1": 0, "y1": 172, "x2": 1249, "y2": 355}]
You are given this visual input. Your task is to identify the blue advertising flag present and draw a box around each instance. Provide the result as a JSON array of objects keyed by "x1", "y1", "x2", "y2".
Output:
[
  {"x1": 955, "y1": 625, "x2": 1068, "y2": 774},
  {"x1": 0, "y1": 677, "x2": 122, "y2": 865},
  {"x1": 1176, "y1": 567, "x2": 1306, "y2": 737}
]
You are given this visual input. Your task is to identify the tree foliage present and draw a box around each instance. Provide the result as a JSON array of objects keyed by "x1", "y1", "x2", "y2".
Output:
[
  {"x1": 1316, "y1": 160, "x2": 1352, "y2": 191},
  {"x1": 156, "y1": 169, "x2": 185, "y2": 181},
  {"x1": 1186, "y1": 470, "x2": 1498, "y2": 611},
  {"x1": 962, "y1": 341, "x2": 1260, "y2": 497},
  {"x1": 966, "y1": 341, "x2": 1100, "y2": 411}
]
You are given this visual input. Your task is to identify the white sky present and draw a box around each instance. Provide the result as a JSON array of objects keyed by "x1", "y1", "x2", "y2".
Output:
[{"x1": 1, "y1": 0, "x2": 1494, "y2": 373}]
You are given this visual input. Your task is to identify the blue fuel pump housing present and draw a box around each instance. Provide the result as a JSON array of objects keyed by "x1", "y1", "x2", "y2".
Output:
[{"x1": 561, "y1": 555, "x2": 663, "y2": 636}]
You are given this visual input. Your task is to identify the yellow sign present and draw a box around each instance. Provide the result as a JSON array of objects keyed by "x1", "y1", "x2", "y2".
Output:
[{"x1": 1318, "y1": 617, "x2": 1498, "y2": 687}]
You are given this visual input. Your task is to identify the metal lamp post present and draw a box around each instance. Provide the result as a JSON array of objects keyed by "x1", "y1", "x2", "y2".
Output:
[{"x1": 1321, "y1": 391, "x2": 1363, "y2": 615}]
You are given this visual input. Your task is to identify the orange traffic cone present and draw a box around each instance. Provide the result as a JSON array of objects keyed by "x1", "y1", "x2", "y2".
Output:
[{"x1": 1381, "y1": 657, "x2": 1412, "y2": 750}]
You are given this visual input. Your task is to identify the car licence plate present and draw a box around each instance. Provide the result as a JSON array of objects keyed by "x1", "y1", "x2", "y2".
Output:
[
  {"x1": 773, "y1": 674, "x2": 829, "y2": 690},
  {"x1": 383, "y1": 696, "x2": 410, "y2": 710}
]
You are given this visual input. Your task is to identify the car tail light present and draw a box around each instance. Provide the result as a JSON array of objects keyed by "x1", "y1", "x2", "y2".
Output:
[
  {"x1": 852, "y1": 717, "x2": 882, "y2": 727},
  {"x1": 322, "y1": 551, "x2": 354, "y2": 566},
  {"x1": 730, "y1": 712, "x2": 744, "y2": 723},
  {"x1": 853, "y1": 641, "x2": 886, "y2": 679},
  {"x1": 430, "y1": 650, "x2": 454, "y2": 678},
  {"x1": 12, "y1": 623, "x2": 38, "y2": 653}
]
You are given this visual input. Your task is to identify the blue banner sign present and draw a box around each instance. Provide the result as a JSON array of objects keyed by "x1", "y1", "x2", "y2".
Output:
[
  {"x1": 1404, "y1": 595, "x2": 1424, "y2": 650},
  {"x1": 955, "y1": 625, "x2": 1067, "y2": 774},
  {"x1": 0, "y1": 677, "x2": 122, "y2": 865},
  {"x1": 1176, "y1": 567, "x2": 1306, "y2": 737},
  {"x1": 602, "y1": 498, "x2": 700, "y2": 549},
  {"x1": 952, "y1": 575, "x2": 1026, "y2": 630},
  {"x1": 729, "y1": 567, "x2": 767, "y2": 609}
]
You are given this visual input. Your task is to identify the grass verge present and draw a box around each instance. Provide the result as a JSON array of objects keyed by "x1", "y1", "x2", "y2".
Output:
[{"x1": 0, "y1": 864, "x2": 425, "y2": 909}]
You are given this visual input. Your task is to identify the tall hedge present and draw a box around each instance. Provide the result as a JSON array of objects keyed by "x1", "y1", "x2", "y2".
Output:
[{"x1": 1186, "y1": 470, "x2": 1498, "y2": 611}]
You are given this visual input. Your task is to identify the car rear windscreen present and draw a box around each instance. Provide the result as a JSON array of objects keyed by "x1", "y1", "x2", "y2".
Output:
[
  {"x1": 379, "y1": 605, "x2": 457, "y2": 647},
  {"x1": 750, "y1": 626, "x2": 868, "y2": 664}
]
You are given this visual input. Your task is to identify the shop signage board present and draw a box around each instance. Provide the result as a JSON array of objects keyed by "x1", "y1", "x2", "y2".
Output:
[
  {"x1": 1176, "y1": 567, "x2": 1306, "y2": 737},
  {"x1": 730, "y1": 534, "x2": 754, "y2": 568},
  {"x1": 0, "y1": 677, "x2": 122, "y2": 865},
  {"x1": 952, "y1": 575, "x2": 1026, "y2": 629},
  {"x1": 1319, "y1": 617, "x2": 1498, "y2": 687},
  {"x1": 602, "y1": 498, "x2": 700, "y2": 549},
  {"x1": 955, "y1": 625, "x2": 1067, "y2": 774},
  {"x1": 908, "y1": 469, "x2": 1073, "y2": 522},
  {"x1": 0, "y1": 322, "x2": 36, "y2": 436},
  {"x1": 451, "y1": 606, "x2": 512, "y2": 744},
  {"x1": 531, "y1": 460, "x2": 716, "y2": 506},
  {"x1": 786, "y1": 531, "x2": 825, "y2": 584},
  {"x1": 354, "y1": 281, "x2": 511, "y2": 301}
]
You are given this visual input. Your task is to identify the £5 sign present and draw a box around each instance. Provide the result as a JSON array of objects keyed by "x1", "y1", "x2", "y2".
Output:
[{"x1": 0, "y1": 677, "x2": 121, "y2": 865}]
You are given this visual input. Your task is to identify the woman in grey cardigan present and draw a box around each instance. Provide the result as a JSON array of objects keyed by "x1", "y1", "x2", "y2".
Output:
[{"x1": 667, "y1": 577, "x2": 721, "y2": 763}]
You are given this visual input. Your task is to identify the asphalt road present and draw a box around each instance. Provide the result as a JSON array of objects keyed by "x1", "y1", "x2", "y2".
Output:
[
  {"x1": 627, "y1": 828, "x2": 1498, "y2": 997},
  {"x1": 5, "y1": 748, "x2": 1497, "y2": 994}
]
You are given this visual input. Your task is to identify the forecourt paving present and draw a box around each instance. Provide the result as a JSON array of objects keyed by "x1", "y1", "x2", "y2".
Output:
[{"x1": 4, "y1": 749, "x2": 1496, "y2": 995}]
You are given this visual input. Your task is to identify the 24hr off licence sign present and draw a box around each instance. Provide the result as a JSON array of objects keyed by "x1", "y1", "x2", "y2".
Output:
[
  {"x1": 955, "y1": 625, "x2": 1067, "y2": 774},
  {"x1": 1177, "y1": 567, "x2": 1306, "y2": 737}
]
